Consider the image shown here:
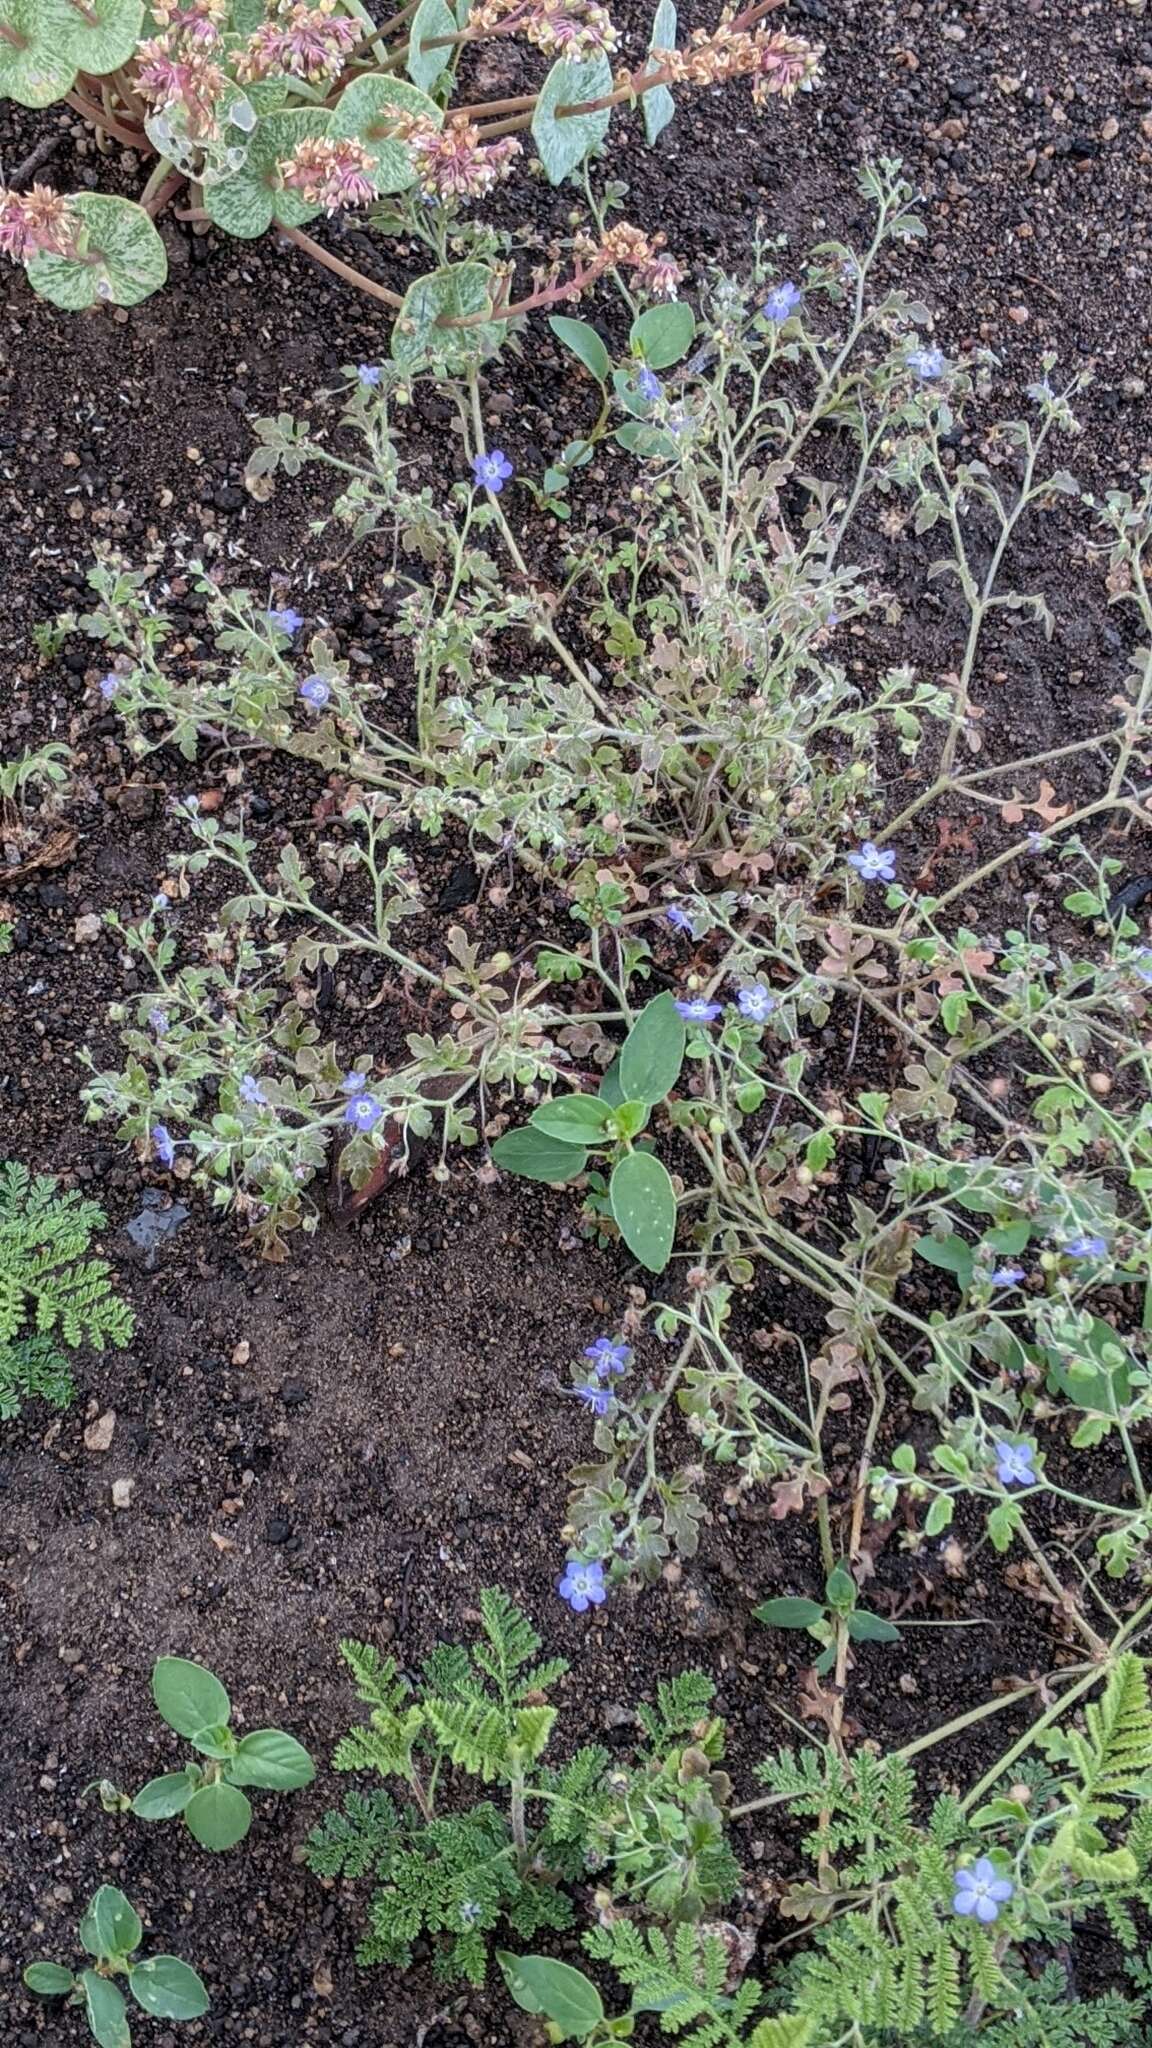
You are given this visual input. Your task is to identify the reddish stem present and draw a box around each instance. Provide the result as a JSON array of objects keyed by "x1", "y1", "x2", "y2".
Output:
[
  {"x1": 278, "y1": 224, "x2": 405, "y2": 308},
  {"x1": 143, "y1": 169, "x2": 188, "y2": 218},
  {"x1": 65, "y1": 88, "x2": 148, "y2": 149}
]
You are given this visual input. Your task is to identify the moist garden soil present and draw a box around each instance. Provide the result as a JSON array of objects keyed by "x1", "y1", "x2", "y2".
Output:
[{"x1": 3, "y1": 0, "x2": 1152, "y2": 2041}]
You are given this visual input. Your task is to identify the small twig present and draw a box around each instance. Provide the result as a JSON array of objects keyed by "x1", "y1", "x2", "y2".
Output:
[{"x1": 7, "y1": 134, "x2": 61, "y2": 190}]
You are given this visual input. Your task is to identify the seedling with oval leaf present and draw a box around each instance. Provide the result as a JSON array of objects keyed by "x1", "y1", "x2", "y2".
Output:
[
  {"x1": 90, "y1": 1655, "x2": 313, "y2": 1852},
  {"x1": 755, "y1": 1564, "x2": 901, "y2": 1677},
  {"x1": 23, "y1": 1883, "x2": 208, "y2": 2048},
  {"x1": 491, "y1": 991, "x2": 686, "y2": 1272}
]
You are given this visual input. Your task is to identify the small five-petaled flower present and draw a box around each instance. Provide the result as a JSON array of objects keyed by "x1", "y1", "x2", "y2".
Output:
[
  {"x1": 152, "y1": 1124, "x2": 175, "y2": 1168},
  {"x1": 344, "y1": 1092, "x2": 384, "y2": 1131},
  {"x1": 737, "y1": 984, "x2": 776, "y2": 1023},
  {"x1": 763, "y1": 280, "x2": 802, "y2": 322},
  {"x1": 635, "y1": 366, "x2": 662, "y2": 401},
  {"x1": 357, "y1": 364, "x2": 381, "y2": 386},
  {"x1": 952, "y1": 1859, "x2": 1013, "y2": 1924},
  {"x1": 471, "y1": 450, "x2": 514, "y2": 493},
  {"x1": 907, "y1": 344, "x2": 947, "y2": 382},
  {"x1": 99, "y1": 673, "x2": 119, "y2": 700},
  {"x1": 575, "y1": 1382, "x2": 613, "y2": 1417},
  {"x1": 584, "y1": 1336, "x2": 631, "y2": 1378},
  {"x1": 994, "y1": 1440, "x2": 1037, "y2": 1488},
  {"x1": 665, "y1": 904, "x2": 694, "y2": 933},
  {"x1": 990, "y1": 1264, "x2": 1024, "y2": 1287},
  {"x1": 1063, "y1": 1233, "x2": 1108, "y2": 1260},
  {"x1": 299, "y1": 675, "x2": 330, "y2": 709},
  {"x1": 848, "y1": 840, "x2": 896, "y2": 883},
  {"x1": 239, "y1": 1075, "x2": 268, "y2": 1107},
  {"x1": 675, "y1": 997, "x2": 723, "y2": 1022},
  {"x1": 268, "y1": 605, "x2": 304, "y2": 637},
  {"x1": 557, "y1": 1558, "x2": 607, "y2": 1612}
]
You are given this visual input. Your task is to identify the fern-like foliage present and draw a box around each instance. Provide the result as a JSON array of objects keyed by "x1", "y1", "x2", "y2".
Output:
[
  {"x1": 1047, "y1": 1653, "x2": 1152, "y2": 1816},
  {"x1": 583, "y1": 1922, "x2": 811, "y2": 2048},
  {"x1": 0, "y1": 1160, "x2": 134, "y2": 1420}
]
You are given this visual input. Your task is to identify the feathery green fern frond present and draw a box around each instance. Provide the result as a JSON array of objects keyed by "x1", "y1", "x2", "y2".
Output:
[
  {"x1": 0, "y1": 1161, "x2": 134, "y2": 1385},
  {"x1": 305, "y1": 1789, "x2": 401, "y2": 1879},
  {"x1": 1068, "y1": 1654, "x2": 1152, "y2": 1810},
  {"x1": 0, "y1": 1334, "x2": 75, "y2": 1421}
]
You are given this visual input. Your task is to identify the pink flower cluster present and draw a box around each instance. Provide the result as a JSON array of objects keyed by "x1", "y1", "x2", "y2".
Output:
[
  {"x1": 236, "y1": 1, "x2": 360, "y2": 83},
  {"x1": 136, "y1": 2, "x2": 229, "y2": 138},
  {"x1": 467, "y1": 0, "x2": 617, "y2": 61},
  {"x1": 0, "y1": 185, "x2": 78, "y2": 264},
  {"x1": 279, "y1": 135, "x2": 377, "y2": 211},
  {"x1": 398, "y1": 116, "x2": 522, "y2": 204}
]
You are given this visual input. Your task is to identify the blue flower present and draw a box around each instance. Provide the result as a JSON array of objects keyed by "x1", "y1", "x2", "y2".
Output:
[
  {"x1": 1129, "y1": 950, "x2": 1152, "y2": 985},
  {"x1": 471, "y1": 450, "x2": 514, "y2": 493},
  {"x1": 584, "y1": 1336, "x2": 631, "y2": 1379},
  {"x1": 990, "y1": 1264, "x2": 1024, "y2": 1287},
  {"x1": 763, "y1": 281, "x2": 802, "y2": 323},
  {"x1": 952, "y1": 1859, "x2": 1013, "y2": 1925},
  {"x1": 341, "y1": 1070, "x2": 368, "y2": 1093},
  {"x1": 675, "y1": 998, "x2": 723, "y2": 1022},
  {"x1": 737, "y1": 984, "x2": 776, "y2": 1023},
  {"x1": 557, "y1": 1558, "x2": 607, "y2": 1613},
  {"x1": 994, "y1": 1440, "x2": 1037, "y2": 1488},
  {"x1": 99, "y1": 673, "x2": 119, "y2": 701},
  {"x1": 635, "y1": 366, "x2": 662, "y2": 402},
  {"x1": 458, "y1": 1900, "x2": 481, "y2": 1926},
  {"x1": 357, "y1": 364, "x2": 382, "y2": 387},
  {"x1": 575, "y1": 1381, "x2": 613, "y2": 1417},
  {"x1": 268, "y1": 605, "x2": 304, "y2": 637},
  {"x1": 299, "y1": 675, "x2": 331, "y2": 710},
  {"x1": 906, "y1": 344, "x2": 947, "y2": 382},
  {"x1": 848, "y1": 840, "x2": 896, "y2": 883},
  {"x1": 1064, "y1": 1234, "x2": 1108, "y2": 1260},
  {"x1": 344, "y1": 1092, "x2": 384, "y2": 1131},
  {"x1": 239, "y1": 1075, "x2": 267, "y2": 1107},
  {"x1": 665, "y1": 904, "x2": 694, "y2": 933},
  {"x1": 148, "y1": 1007, "x2": 169, "y2": 1036},
  {"x1": 152, "y1": 1124, "x2": 175, "y2": 1168}
]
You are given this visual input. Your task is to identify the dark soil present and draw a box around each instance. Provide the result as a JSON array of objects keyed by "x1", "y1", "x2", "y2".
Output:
[{"x1": 3, "y1": 1, "x2": 1152, "y2": 2042}]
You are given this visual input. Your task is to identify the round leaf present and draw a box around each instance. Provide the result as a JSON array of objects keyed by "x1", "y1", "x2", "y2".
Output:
[
  {"x1": 529, "y1": 1095, "x2": 614, "y2": 1143},
  {"x1": 497, "y1": 1953, "x2": 605, "y2": 2040},
  {"x1": 60, "y1": 0, "x2": 144, "y2": 74},
  {"x1": 132, "y1": 1771, "x2": 198, "y2": 1821},
  {"x1": 629, "y1": 301, "x2": 695, "y2": 369},
  {"x1": 753, "y1": 1597, "x2": 825, "y2": 1630},
  {"x1": 228, "y1": 1728, "x2": 315, "y2": 1790},
  {"x1": 391, "y1": 260, "x2": 501, "y2": 372},
  {"x1": 609, "y1": 1150, "x2": 677, "y2": 1271},
  {"x1": 184, "y1": 1779, "x2": 252, "y2": 1851},
  {"x1": 23, "y1": 1963, "x2": 75, "y2": 1996},
  {"x1": 406, "y1": 0, "x2": 456, "y2": 91},
  {"x1": 80, "y1": 1971, "x2": 131, "y2": 2048},
  {"x1": 618, "y1": 991, "x2": 686, "y2": 1105},
  {"x1": 152, "y1": 1655, "x2": 231, "y2": 1739},
  {"x1": 80, "y1": 1886, "x2": 142, "y2": 1961},
  {"x1": 129, "y1": 1956, "x2": 210, "y2": 2021},
  {"x1": 330, "y1": 72, "x2": 442, "y2": 195},
  {"x1": 204, "y1": 108, "x2": 332, "y2": 238},
  {"x1": 491, "y1": 1126, "x2": 588, "y2": 1184},
  {"x1": 25, "y1": 195, "x2": 167, "y2": 309},
  {"x1": 0, "y1": 0, "x2": 78, "y2": 106},
  {"x1": 642, "y1": 0, "x2": 676, "y2": 144},
  {"x1": 548, "y1": 314, "x2": 610, "y2": 384},
  {"x1": 532, "y1": 51, "x2": 613, "y2": 185}
]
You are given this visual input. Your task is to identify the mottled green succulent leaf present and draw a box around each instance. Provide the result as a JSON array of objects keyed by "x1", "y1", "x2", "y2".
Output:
[{"x1": 24, "y1": 195, "x2": 167, "y2": 309}]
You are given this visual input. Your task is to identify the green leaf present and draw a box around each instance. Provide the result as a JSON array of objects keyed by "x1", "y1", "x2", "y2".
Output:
[
  {"x1": 23, "y1": 1963, "x2": 75, "y2": 1996},
  {"x1": 80, "y1": 1972, "x2": 130, "y2": 2048},
  {"x1": 59, "y1": 0, "x2": 144, "y2": 74},
  {"x1": 204, "y1": 108, "x2": 332, "y2": 238},
  {"x1": 0, "y1": 0, "x2": 78, "y2": 107},
  {"x1": 629, "y1": 301, "x2": 695, "y2": 368},
  {"x1": 845, "y1": 1609, "x2": 902, "y2": 1644},
  {"x1": 609, "y1": 1150, "x2": 677, "y2": 1271},
  {"x1": 152, "y1": 1656, "x2": 231, "y2": 1740},
  {"x1": 406, "y1": 0, "x2": 456, "y2": 91},
  {"x1": 824, "y1": 1565, "x2": 856, "y2": 1612},
  {"x1": 754, "y1": 1597, "x2": 825, "y2": 1630},
  {"x1": 330, "y1": 72, "x2": 442, "y2": 194},
  {"x1": 80, "y1": 1887, "x2": 141, "y2": 1961},
  {"x1": 131, "y1": 1772, "x2": 197, "y2": 1821},
  {"x1": 532, "y1": 51, "x2": 613, "y2": 185},
  {"x1": 642, "y1": 0, "x2": 676, "y2": 144},
  {"x1": 128, "y1": 1956, "x2": 210, "y2": 2021},
  {"x1": 391, "y1": 260, "x2": 500, "y2": 372},
  {"x1": 184, "y1": 1779, "x2": 252, "y2": 1851},
  {"x1": 491, "y1": 1126, "x2": 588, "y2": 1183},
  {"x1": 924, "y1": 1493, "x2": 954, "y2": 1536},
  {"x1": 915, "y1": 1232, "x2": 975, "y2": 1290},
  {"x1": 987, "y1": 1499, "x2": 1022, "y2": 1553},
  {"x1": 25, "y1": 195, "x2": 168, "y2": 309},
  {"x1": 530, "y1": 1095, "x2": 615, "y2": 1143},
  {"x1": 598, "y1": 1057, "x2": 625, "y2": 1106},
  {"x1": 548, "y1": 314, "x2": 610, "y2": 383},
  {"x1": 985, "y1": 1220, "x2": 1031, "y2": 1255},
  {"x1": 497, "y1": 1953, "x2": 605, "y2": 2039},
  {"x1": 749, "y1": 2018, "x2": 814, "y2": 2048},
  {"x1": 228, "y1": 1728, "x2": 315, "y2": 1790},
  {"x1": 618, "y1": 992, "x2": 686, "y2": 1105}
]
